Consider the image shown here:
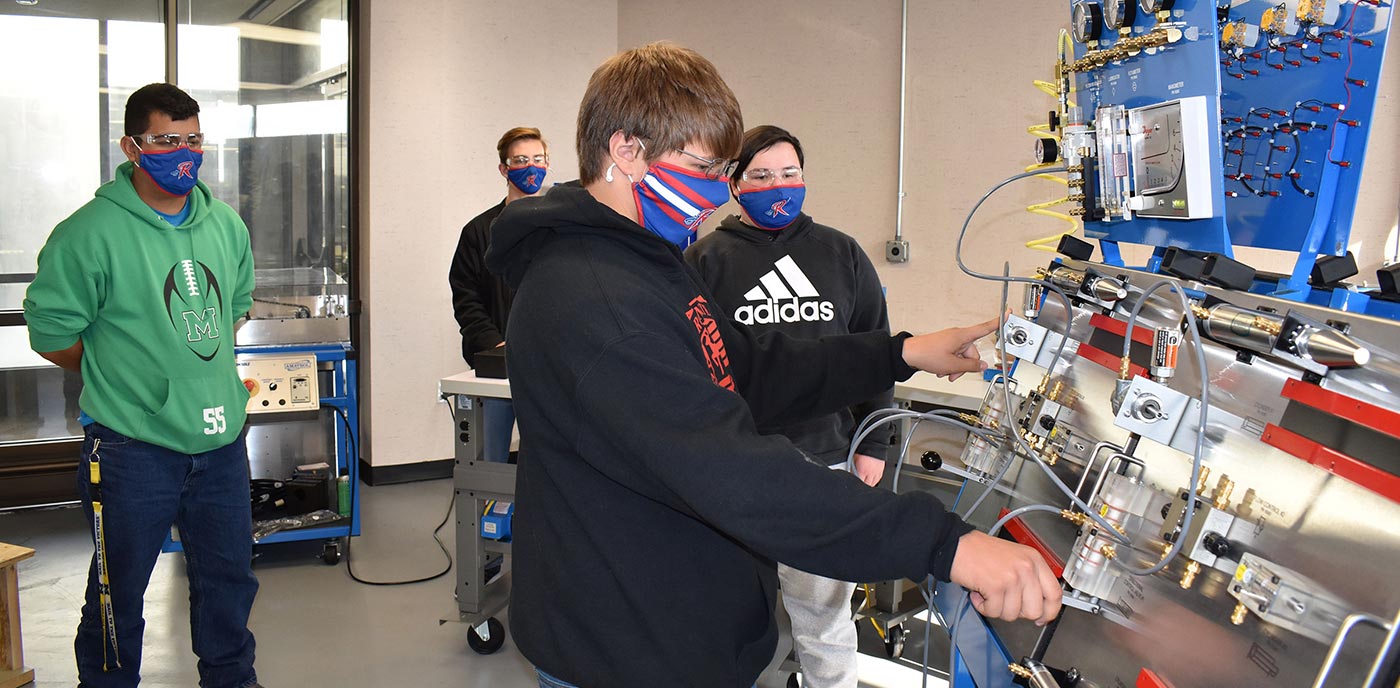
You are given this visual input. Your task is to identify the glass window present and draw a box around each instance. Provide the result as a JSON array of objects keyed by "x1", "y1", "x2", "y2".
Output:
[{"x1": 0, "y1": 2, "x2": 164, "y2": 445}]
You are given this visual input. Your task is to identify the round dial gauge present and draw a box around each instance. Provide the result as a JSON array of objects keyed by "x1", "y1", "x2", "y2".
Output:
[
  {"x1": 1072, "y1": 1, "x2": 1104, "y2": 42},
  {"x1": 1140, "y1": 0, "x2": 1174, "y2": 13},
  {"x1": 1035, "y1": 138, "x2": 1061, "y2": 165},
  {"x1": 1105, "y1": 0, "x2": 1137, "y2": 30}
]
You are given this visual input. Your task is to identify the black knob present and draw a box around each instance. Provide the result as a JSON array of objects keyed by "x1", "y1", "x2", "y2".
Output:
[
  {"x1": 1049, "y1": 110, "x2": 1061, "y2": 132},
  {"x1": 920, "y1": 451, "x2": 943, "y2": 471},
  {"x1": 1203, "y1": 531, "x2": 1232, "y2": 558},
  {"x1": 1039, "y1": 415, "x2": 1057, "y2": 431}
]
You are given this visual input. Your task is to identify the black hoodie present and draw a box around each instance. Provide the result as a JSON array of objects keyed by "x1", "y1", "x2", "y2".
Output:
[
  {"x1": 485, "y1": 184, "x2": 973, "y2": 687},
  {"x1": 686, "y1": 213, "x2": 894, "y2": 466}
]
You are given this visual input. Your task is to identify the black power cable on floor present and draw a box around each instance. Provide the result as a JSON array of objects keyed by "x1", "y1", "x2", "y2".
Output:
[{"x1": 329, "y1": 404, "x2": 455, "y2": 586}]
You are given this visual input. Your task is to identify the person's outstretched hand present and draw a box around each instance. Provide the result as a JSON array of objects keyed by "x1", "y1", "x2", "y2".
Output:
[
  {"x1": 949, "y1": 530, "x2": 1062, "y2": 625},
  {"x1": 901, "y1": 317, "x2": 999, "y2": 381}
]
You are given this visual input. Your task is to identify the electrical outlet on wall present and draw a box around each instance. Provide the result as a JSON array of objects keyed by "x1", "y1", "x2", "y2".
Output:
[{"x1": 886, "y1": 240, "x2": 910, "y2": 263}]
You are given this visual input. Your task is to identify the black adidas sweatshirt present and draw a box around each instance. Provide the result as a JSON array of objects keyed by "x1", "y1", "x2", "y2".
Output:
[
  {"x1": 485, "y1": 184, "x2": 973, "y2": 688},
  {"x1": 686, "y1": 213, "x2": 894, "y2": 466}
]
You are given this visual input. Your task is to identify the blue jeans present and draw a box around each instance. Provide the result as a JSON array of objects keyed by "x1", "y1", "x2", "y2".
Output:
[
  {"x1": 483, "y1": 397, "x2": 515, "y2": 463},
  {"x1": 537, "y1": 669, "x2": 579, "y2": 688},
  {"x1": 75, "y1": 423, "x2": 259, "y2": 688}
]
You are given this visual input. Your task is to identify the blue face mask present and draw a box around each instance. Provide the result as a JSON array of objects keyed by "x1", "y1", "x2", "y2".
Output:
[
  {"x1": 506, "y1": 165, "x2": 547, "y2": 195},
  {"x1": 736, "y1": 184, "x2": 806, "y2": 230},
  {"x1": 135, "y1": 144, "x2": 203, "y2": 197},
  {"x1": 632, "y1": 162, "x2": 731, "y2": 250}
]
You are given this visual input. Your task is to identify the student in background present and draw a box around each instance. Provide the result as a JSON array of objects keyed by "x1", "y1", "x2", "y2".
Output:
[{"x1": 449, "y1": 126, "x2": 549, "y2": 462}]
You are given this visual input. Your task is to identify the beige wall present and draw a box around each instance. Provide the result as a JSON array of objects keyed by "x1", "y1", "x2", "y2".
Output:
[
  {"x1": 623, "y1": 0, "x2": 1399, "y2": 332},
  {"x1": 361, "y1": 0, "x2": 617, "y2": 467},
  {"x1": 362, "y1": 0, "x2": 1398, "y2": 467}
]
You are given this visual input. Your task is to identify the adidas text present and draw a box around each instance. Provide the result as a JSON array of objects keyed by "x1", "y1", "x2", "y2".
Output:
[{"x1": 734, "y1": 299, "x2": 835, "y2": 325}]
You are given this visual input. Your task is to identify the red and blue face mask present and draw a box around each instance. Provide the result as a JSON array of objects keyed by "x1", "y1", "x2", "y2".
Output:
[
  {"x1": 632, "y1": 162, "x2": 731, "y2": 250},
  {"x1": 736, "y1": 184, "x2": 806, "y2": 230},
  {"x1": 135, "y1": 145, "x2": 203, "y2": 197},
  {"x1": 507, "y1": 165, "x2": 547, "y2": 195}
]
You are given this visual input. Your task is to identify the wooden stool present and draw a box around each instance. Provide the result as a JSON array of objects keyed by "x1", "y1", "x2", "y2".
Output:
[{"x1": 0, "y1": 542, "x2": 35, "y2": 688}]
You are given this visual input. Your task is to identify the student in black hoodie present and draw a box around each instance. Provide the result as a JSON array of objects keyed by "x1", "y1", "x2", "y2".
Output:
[
  {"x1": 484, "y1": 42, "x2": 1061, "y2": 688},
  {"x1": 686, "y1": 125, "x2": 891, "y2": 687},
  {"x1": 449, "y1": 127, "x2": 550, "y2": 462}
]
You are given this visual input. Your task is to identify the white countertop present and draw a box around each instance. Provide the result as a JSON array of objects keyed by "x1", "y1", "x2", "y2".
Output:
[
  {"x1": 439, "y1": 368, "x2": 988, "y2": 410},
  {"x1": 439, "y1": 369, "x2": 511, "y2": 399},
  {"x1": 894, "y1": 371, "x2": 989, "y2": 410}
]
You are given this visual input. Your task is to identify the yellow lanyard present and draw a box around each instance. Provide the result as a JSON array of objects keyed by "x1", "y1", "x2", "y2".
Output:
[{"x1": 88, "y1": 438, "x2": 122, "y2": 671}]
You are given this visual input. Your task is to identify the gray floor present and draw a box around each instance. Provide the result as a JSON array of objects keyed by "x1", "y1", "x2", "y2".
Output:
[{"x1": 3, "y1": 478, "x2": 949, "y2": 688}]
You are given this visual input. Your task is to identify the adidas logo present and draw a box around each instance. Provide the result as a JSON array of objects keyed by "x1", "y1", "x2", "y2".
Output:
[{"x1": 732, "y1": 255, "x2": 836, "y2": 325}]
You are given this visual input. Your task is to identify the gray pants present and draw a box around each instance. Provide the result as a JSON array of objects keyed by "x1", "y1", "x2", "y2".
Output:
[{"x1": 778, "y1": 563, "x2": 859, "y2": 688}]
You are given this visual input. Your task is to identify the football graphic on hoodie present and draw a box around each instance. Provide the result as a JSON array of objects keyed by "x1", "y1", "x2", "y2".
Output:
[{"x1": 163, "y1": 259, "x2": 225, "y2": 361}]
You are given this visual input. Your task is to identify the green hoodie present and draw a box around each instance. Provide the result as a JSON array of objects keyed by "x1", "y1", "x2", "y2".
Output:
[{"x1": 24, "y1": 161, "x2": 254, "y2": 454}]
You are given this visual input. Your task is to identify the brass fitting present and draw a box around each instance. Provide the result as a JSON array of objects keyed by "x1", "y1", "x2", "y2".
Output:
[
  {"x1": 1190, "y1": 303, "x2": 1211, "y2": 321},
  {"x1": 1180, "y1": 561, "x2": 1201, "y2": 590},
  {"x1": 958, "y1": 412, "x2": 981, "y2": 427},
  {"x1": 1195, "y1": 466, "x2": 1213, "y2": 496},
  {"x1": 1214, "y1": 474, "x2": 1236, "y2": 511},
  {"x1": 1118, "y1": 356, "x2": 1133, "y2": 380},
  {"x1": 1070, "y1": 28, "x2": 1181, "y2": 72},
  {"x1": 1231, "y1": 602, "x2": 1249, "y2": 625},
  {"x1": 1047, "y1": 379, "x2": 1066, "y2": 402},
  {"x1": 1066, "y1": 164, "x2": 1085, "y2": 174},
  {"x1": 1009, "y1": 664, "x2": 1032, "y2": 679},
  {"x1": 1069, "y1": 207, "x2": 1088, "y2": 217},
  {"x1": 1067, "y1": 177, "x2": 1086, "y2": 188},
  {"x1": 1253, "y1": 316, "x2": 1283, "y2": 337},
  {"x1": 1061, "y1": 509, "x2": 1089, "y2": 526},
  {"x1": 1067, "y1": 193, "x2": 1087, "y2": 203},
  {"x1": 1099, "y1": 544, "x2": 1118, "y2": 560}
]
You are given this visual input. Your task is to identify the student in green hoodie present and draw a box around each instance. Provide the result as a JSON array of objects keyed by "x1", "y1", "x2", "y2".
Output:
[{"x1": 24, "y1": 83, "x2": 262, "y2": 688}]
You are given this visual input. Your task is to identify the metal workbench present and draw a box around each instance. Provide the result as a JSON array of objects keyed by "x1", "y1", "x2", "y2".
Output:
[{"x1": 438, "y1": 370, "x2": 514, "y2": 654}]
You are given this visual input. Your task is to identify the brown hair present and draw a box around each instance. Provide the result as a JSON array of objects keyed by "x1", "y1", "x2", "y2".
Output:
[
  {"x1": 497, "y1": 127, "x2": 547, "y2": 165},
  {"x1": 576, "y1": 41, "x2": 742, "y2": 185}
]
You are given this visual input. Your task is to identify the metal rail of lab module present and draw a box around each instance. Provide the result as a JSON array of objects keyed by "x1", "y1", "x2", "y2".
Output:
[
  {"x1": 947, "y1": 260, "x2": 1400, "y2": 688},
  {"x1": 438, "y1": 372, "x2": 514, "y2": 649}
]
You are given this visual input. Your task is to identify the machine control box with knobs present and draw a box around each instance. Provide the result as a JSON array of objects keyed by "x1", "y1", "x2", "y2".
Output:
[{"x1": 236, "y1": 353, "x2": 320, "y2": 414}]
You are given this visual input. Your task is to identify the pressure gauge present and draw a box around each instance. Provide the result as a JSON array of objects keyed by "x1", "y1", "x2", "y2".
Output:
[
  {"x1": 1104, "y1": 0, "x2": 1137, "y2": 30},
  {"x1": 1035, "y1": 138, "x2": 1061, "y2": 165},
  {"x1": 1072, "y1": 1, "x2": 1104, "y2": 42},
  {"x1": 1140, "y1": 0, "x2": 1174, "y2": 12}
]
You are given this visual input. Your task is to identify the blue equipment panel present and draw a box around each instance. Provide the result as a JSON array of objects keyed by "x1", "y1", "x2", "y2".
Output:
[{"x1": 1075, "y1": 0, "x2": 1393, "y2": 260}]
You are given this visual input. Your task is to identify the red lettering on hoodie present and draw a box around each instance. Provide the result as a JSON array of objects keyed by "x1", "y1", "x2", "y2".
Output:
[{"x1": 685, "y1": 295, "x2": 734, "y2": 391}]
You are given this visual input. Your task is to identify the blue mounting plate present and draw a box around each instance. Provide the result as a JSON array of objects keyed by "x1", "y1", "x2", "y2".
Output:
[{"x1": 1074, "y1": 0, "x2": 1393, "y2": 259}]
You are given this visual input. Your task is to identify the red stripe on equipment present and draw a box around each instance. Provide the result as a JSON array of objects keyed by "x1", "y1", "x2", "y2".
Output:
[
  {"x1": 1077, "y1": 342, "x2": 1148, "y2": 378},
  {"x1": 1279, "y1": 378, "x2": 1400, "y2": 439},
  {"x1": 1090, "y1": 313, "x2": 1156, "y2": 347},
  {"x1": 998, "y1": 508, "x2": 1065, "y2": 578},
  {"x1": 1261, "y1": 423, "x2": 1400, "y2": 504}
]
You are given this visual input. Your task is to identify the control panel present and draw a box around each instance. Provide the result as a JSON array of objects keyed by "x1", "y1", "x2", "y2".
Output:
[{"x1": 237, "y1": 353, "x2": 319, "y2": 414}]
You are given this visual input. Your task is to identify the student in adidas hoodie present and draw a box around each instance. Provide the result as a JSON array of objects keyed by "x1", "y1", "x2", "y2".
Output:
[
  {"x1": 685, "y1": 124, "x2": 895, "y2": 687},
  {"x1": 484, "y1": 42, "x2": 1061, "y2": 688},
  {"x1": 24, "y1": 83, "x2": 262, "y2": 688}
]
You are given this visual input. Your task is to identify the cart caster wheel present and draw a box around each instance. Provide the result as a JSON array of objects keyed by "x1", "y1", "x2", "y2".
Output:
[
  {"x1": 321, "y1": 541, "x2": 341, "y2": 565},
  {"x1": 786, "y1": 673, "x2": 801, "y2": 688},
  {"x1": 467, "y1": 617, "x2": 506, "y2": 654},
  {"x1": 884, "y1": 623, "x2": 907, "y2": 659}
]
